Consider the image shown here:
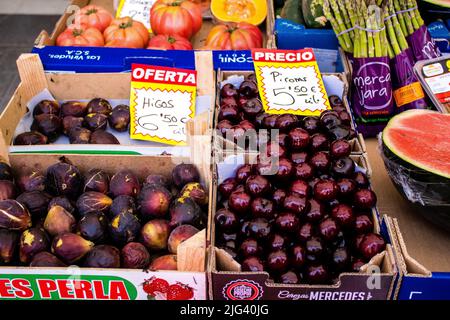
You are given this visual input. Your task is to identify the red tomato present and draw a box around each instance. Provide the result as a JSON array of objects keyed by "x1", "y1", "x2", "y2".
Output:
[
  {"x1": 150, "y1": 0, "x2": 202, "y2": 39},
  {"x1": 56, "y1": 24, "x2": 105, "y2": 47},
  {"x1": 205, "y1": 22, "x2": 263, "y2": 50},
  {"x1": 147, "y1": 35, "x2": 193, "y2": 50},
  {"x1": 74, "y1": 5, "x2": 113, "y2": 32},
  {"x1": 104, "y1": 17, "x2": 149, "y2": 48}
]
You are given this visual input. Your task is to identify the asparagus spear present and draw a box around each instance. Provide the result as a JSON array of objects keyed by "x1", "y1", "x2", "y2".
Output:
[
  {"x1": 360, "y1": 0, "x2": 375, "y2": 58},
  {"x1": 398, "y1": 0, "x2": 415, "y2": 35},
  {"x1": 387, "y1": 0, "x2": 408, "y2": 51},
  {"x1": 329, "y1": 0, "x2": 353, "y2": 52},
  {"x1": 338, "y1": 0, "x2": 354, "y2": 38},
  {"x1": 323, "y1": 0, "x2": 351, "y2": 52},
  {"x1": 393, "y1": 0, "x2": 407, "y2": 36},
  {"x1": 385, "y1": 7, "x2": 401, "y2": 56},
  {"x1": 411, "y1": 0, "x2": 425, "y2": 27}
]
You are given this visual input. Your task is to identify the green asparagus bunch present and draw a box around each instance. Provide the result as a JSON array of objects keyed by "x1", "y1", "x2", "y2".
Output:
[
  {"x1": 394, "y1": 0, "x2": 425, "y2": 37},
  {"x1": 384, "y1": 0, "x2": 409, "y2": 59}
]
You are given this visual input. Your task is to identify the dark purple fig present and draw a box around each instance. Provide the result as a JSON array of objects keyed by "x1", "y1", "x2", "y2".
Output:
[
  {"x1": 144, "y1": 174, "x2": 169, "y2": 188},
  {"x1": 172, "y1": 163, "x2": 200, "y2": 188},
  {"x1": 76, "y1": 191, "x2": 112, "y2": 216},
  {"x1": 51, "y1": 233, "x2": 94, "y2": 264},
  {"x1": 0, "y1": 180, "x2": 16, "y2": 200},
  {"x1": 62, "y1": 116, "x2": 84, "y2": 135},
  {"x1": 149, "y1": 254, "x2": 178, "y2": 271},
  {"x1": 17, "y1": 169, "x2": 46, "y2": 192},
  {"x1": 179, "y1": 182, "x2": 208, "y2": 206},
  {"x1": 13, "y1": 131, "x2": 48, "y2": 145},
  {"x1": 61, "y1": 101, "x2": 88, "y2": 117},
  {"x1": 0, "y1": 229, "x2": 18, "y2": 264},
  {"x1": 108, "y1": 104, "x2": 130, "y2": 132},
  {"x1": 83, "y1": 169, "x2": 109, "y2": 194},
  {"x1": 19, "y1": 227, "x2": 49, "y2": 264},
  {"x1": 16, "y1": 191, "x2": 52, "y2": 218},
  {"x1": 108, "y1": 212, "x2": 140, "y2": 245},
  {"x1": 109, "y1": 195, "x2": 136, "y2": 218},
  {"x1": 84, "y1": 113, "x2": 108, "y2": 131},
  {"x1": 168, "y1": 225, "x2": 199, "y2": 254},
  {"x1": 33, "y1": 100, "x2": 60, "y2": 117},
  {"x1": 83, "y1": 245, "x2": 120, "y2": 268},
  {"x1": 121, "y1": 242, "x2": 150, "y2": 269},
  {"x1": 0, "y1": 162, "x2": 13, "y2": 181},
  {"x1": 76, "y1": 212, "x2": 108, "y2": 243},
  {"x1": 30, "y1": 252, "x2": 67, "y2": 267},
  {"x1": 137, "y1": 184, "x2": 172, "y2": 220},
  {"x1": 48, "y1": 196, "x2": 75, "y2": 214},
  {"x1": 87, "y1": 98, "x2": 112, "y2": 115},
  {"x1": 46, "y1": 160, "x2": 82, "y2": 198},
  {"x1": 44, "y1": 205, "x2": 76, "y2": 236},
  {"x1": 89, "y1": 130, "x2": 120, "y2": 144},
  {"x1": 110, "y1": 170, "x2": 140, "y2": 198},
  {"x1": 169, "y1": 197, "x2": 204, "y2": 228},
  {"x1": 140, "y1": 219, "x2": 170, "y2": 251},
  {"x1": 68, "y1": 127, "x2": 91, "y2": 144},
  {"x1": 0, "y1": 200, "x2": 31, "y2": 231},
  {"x1": 31, "y1": 114, "x2": 62, "y2": 142}
]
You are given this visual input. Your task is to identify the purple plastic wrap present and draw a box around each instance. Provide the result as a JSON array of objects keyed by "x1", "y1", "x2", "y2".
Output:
[
  {"x1": 351, "y1": 57, "x2": 394, "y2": 137},
  {"x1": 390, "y1": 48, "x2": 428, "y2": 113},
  {"x1": 407, "y1": 25, "x2": 441, "y2": 62}
]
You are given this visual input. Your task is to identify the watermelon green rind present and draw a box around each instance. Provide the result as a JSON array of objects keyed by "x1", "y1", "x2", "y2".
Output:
[
  {"x1": 382, "y1": 109, "x2": 450, "y2": 179},
  {"x1": 421, "y1": 0, "x2": 450, "y2": 9}
]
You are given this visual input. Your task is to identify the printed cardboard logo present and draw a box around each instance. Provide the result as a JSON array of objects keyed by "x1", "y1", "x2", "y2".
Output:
[{"x1": 222, "y1": 279, "x2": 263, "y2": 300}]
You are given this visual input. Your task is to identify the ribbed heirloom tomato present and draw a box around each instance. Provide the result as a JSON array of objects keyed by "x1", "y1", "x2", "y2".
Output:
[
  {"x1": 150, "y1": 0, "x2": 203, "y2": 39},
  {"x1": 104, "y1": 17, "x2": 149, "y2": 48},
  {"x1": 56, "y1": 24, "x2": 104, "y2": 47},
  {"x1": 205, "y1": 22, "x2": 263, "y2": 50},
  {"x1": 147, "y1": 35, "x2": 193, "y2": 50},
  {"x1": 74, "y1": 5, "x2": 113, "y2": 32}
]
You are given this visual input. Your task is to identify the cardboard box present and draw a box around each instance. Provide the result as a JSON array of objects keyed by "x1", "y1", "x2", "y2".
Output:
[
  {"x1": 0, "y1": 142, "x2": 212, "y2": 300},
  {"x1": 208, "y1": 152, "x2": 397, "y2": 300},
  {"x1": 0, "y1": 53, "x2": 214, "y2": 155},
  {"x1": 32, "y1": 0, "x2": 275, "y2": 73},
  {"x1": 365, "y1": 139, "x2": 450, "y2": 300}
]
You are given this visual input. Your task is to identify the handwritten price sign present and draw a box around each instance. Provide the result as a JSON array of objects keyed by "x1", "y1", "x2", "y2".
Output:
[
  {"x1": 129, "y1": 64, "x2": 196, "y2": 145},
  {"x1": 116, "y1": 0, "x2": 156, "y2": 31},
  {"x1": 252, "y1": 49, "x2": 331, "y2": 116}
]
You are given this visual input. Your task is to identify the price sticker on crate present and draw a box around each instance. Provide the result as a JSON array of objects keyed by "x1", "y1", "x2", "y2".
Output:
[
  {"x1": 129, "y1": 64, "x2": 196, "y2": 145},
  {"x1": 252, "y1": 49, "x2": 331, "y2": 116},
  {"x1": 116, "y1": 0, "x2": 156, "y2": 31}
]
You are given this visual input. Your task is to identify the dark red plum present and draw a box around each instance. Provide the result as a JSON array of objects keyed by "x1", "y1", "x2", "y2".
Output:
[
  {"x1": 248, "y1": 218, "x2": 271, "y2": 240},
  {"x1": 358, "y1": 233, "x2": 386, "y2": 260},
  {"x1": 275, "y1": 212, "x2": 300, "y2": 234},
  {"x1": 241, "y1": 256, "x2": 264, "y2": 272},
  {"x1": 245, "y1": 175, "x2": 271, "y2": 197},
  {"x1": 313, "y1": 179, "x2": 338, "y2": 202},
  {"x1": 309, "y1": 152, "x2": 330, "y2": 173},
  {"x1": 289, "y1": 128, "x2": 310, "y2": 150},
  {"x1": 354, "y1": 189, "x2": 377, "y2": 209},
  {"x1": 228, "y1": 191, "x2": 251, "y2": 214},
  {"x1": 290, "y1": 245, "x2": 306, "y2": 268},
  {"x1": 318, "y1": 217, "x2": 340, "y2": 242},
  {"x1": 275, "y1": 114, "x2": 298, "y2": 131},
  {"x1": 283, "y1": 194, "x2": 310, "y2": 215},
  {"x1": 331, "y1": 157, "x2": 355, "y2": 178},
  {"x1": 218, "y1": 178, "x2": 237, "y2": 198},
  {"x1": 306, "y1": 265, "x2": 329, "y2": 284},
  {"x1": 267, "y1": 250, "x2": 289, "y2": 273},
  {"x1": 310, "y1": 133, "x2": 329, "y2": 152},
  {"x1": 305, "y1": 199, "x2": 326, "y2": 223},
  {"x1": 215, "y1": 208, "x2": 239, "y2": 233},
  {"x1": 330, "y1": 140, "x2": 351, "y2": 159},
  {"x1": 289, "y1": 179, "x2": 311, "y2": 198},
  {"x1": 239, "y1": 238, "x2": 262, "y2": 258},
  {"x1": 251, "y1": 198, "x2": 274, "y2": 219}
]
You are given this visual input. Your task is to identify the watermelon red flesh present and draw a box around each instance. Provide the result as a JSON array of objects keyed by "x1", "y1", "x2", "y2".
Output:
[{"x1": 383, "y1": 110, "x2": 450, "y2": 179}]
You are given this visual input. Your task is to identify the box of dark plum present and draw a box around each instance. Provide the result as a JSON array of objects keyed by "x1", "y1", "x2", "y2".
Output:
[
  {"x1": 0, "y1": 53, "x2": 214, "y2": 156},
  {"x1": 0, "y1": 142, "x2": 212, "y2": 300}
]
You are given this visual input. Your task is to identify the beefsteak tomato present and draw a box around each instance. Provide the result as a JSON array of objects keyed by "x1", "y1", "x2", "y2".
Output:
[
  {"x1": 150, "y1": 0, "x2": 202, "y2": 39},
  {"x1": 147, "y1": 35, "x2": 193, "y2": 50},
  {"x1": 205, "y1": 22, "x2": 263, "y2": 50},
  {"x1": 74, "y1": 5, "x2": 113, "y2": 32},
  {"x1": 56, "y1": 24, "x2": 104, "y2": 47},
  {"x1": 104, "y1": 17, "x2": 149, "y2": 48}
]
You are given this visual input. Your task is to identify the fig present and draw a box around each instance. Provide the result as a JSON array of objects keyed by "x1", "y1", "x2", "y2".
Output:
[
  {"x1": 108, "y1": 212, "x2": 140, "y2": 245},
  {"x1": 0, "y1": 229, "x2": 18, "y2": 263},
  {"x1": 90, "y1": 130, "x2": 120, "y2": 144},
  {"x1": 121, "y1": 242, "x2": 150, "y2": 269},
  {"x1": 0, "y1": 180, "x2": 16, "y2": 200},
  {"x1": 51, "y1": 233, "x2": 94, "y2": 264},
  {"x1": 44, "y1": 205, "x2": 76, "y2": 236},
  {"x1": 68, "y1": 127, "x2": 91, "y2": 144},
  {"x1": 87, "y1": 98, "x2": 112, "y2": 115},
  {"x1": 83, "y1": 245, "x2": 120, "y2": 268},
  {"x1": 137, "y1": 184, "x2": 172, "y2": 220},
  {"x1": 172, "y1": 163, "x2": 200, "y2": 188},
  {"x1": 140, "y1": 219, "x2": 171, "y2": 251},
  {"x1": 0, "y1": 200, "x2": 32, "y2": 231},
  {"x1": 30, "y1": 251, "x2": 67, "y2": 267},
  {"x1": 31, "y1": 114, "x2": 62, "y2": 142},
  {"x1": 83, "y1": 169, "x2": 109, "y2": 194},
  {"x1": 76, "y1": 191, "x2": 112, "y2": 217},
  {"x1": 62, "y1": 116, "x2": 84, "y2": 135},
  {"x1": 108, "y1": 104, "x2": 130, "y2": 132},
  {"x1": 76, "y1": 212, "x2": 108, "y2": 243},
  {"x1": 144, "y1": 174, "x2": 169, "y2": 188},
  {"x1": 109, "y1": 195, "x2": 136, "y2": 218},
  {"x1": 19, "y1": 227, "x2": 49, "y2": 263},
  {"x1": 0, "y1": 161, "x2": 13, "y2": 181},
  {"x1": 179, "y1": 182, "x2": 208, "y2": 206},
  {"x1": 19, "y1": 187, "x2": 48, "y2": 212},
  {"x1": 61, "y1": 101, "x2": 88, "y2": 117},
  {"x1": 149, "y1": 254, "x2": 177, "y2": 271},
  {"x1": 110, "y1": 170, "x2": 140, "y2": 198},
  {"x1": 33, "y1": 100, "x2": 60, "y2": 117},
  {"x1": 48, "y1": 196, "x2": 75, "y2": 215},
  {"x1": 17, "y1": 169, "x2": 46, "y2": 192},
  {"x1": 13, "y1": 131, "x2": 48, "y2": 145},
  {"x1": 84, "y1": 113, "x2": 108, "y2": 131},
  {"x1": 169, "y1": 197, "x2": 204, "y2": 228},
  {"x1": 168, "y1": 224, "x2": 199, "y2": 254},
  {"x1": 46, "y1": 160, "x2": 83, "y2": 198}
]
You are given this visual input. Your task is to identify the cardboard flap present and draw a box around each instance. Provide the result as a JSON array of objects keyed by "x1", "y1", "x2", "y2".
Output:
[
  {"x1": 177, "y1": 229, "x2": 206, "y2": 272},
  {"x1": 195, "y1": 51, "x2": 214, "y2": 97},
  {"x1": 0, "y1": 131, "x2": 10, "y2": 163},
  {"x1": 16, "y1": 54, "x2": 48, "y2": 104},
  {"x1": 215, "y1": 247, "x2": 241, "y2": 272}
]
